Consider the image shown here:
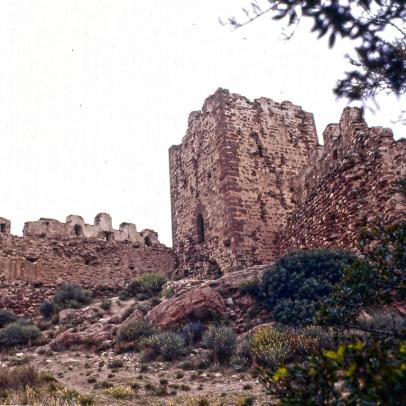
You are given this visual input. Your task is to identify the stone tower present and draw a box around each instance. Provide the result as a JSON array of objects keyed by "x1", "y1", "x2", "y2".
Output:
[{"x1": 169, "y1": 89, "x2": 319, "y2": 276}]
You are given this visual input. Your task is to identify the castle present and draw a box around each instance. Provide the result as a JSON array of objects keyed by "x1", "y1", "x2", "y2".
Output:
[{"x1": 1, "y1": 88, "x2": 405, "y2": 312}]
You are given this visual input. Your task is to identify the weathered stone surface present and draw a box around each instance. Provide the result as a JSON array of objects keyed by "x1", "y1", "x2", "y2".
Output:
[
  {"x1": 170, "y1": 90, "x2": 405, "y2": 276},
  {"x1": 170, "y1": 88, "x2": 319, "y2": 276},
  {"x1": 147, "y1": 287, "x2": 226, "y2": 328},
  {"x1": 116, "y1": 309, "x2": 144, "y2": 337},
  {"x1": 49, "y1": 328, "x2": 111, "y2": 352},
  {"x1": 278, "y1": 107, "x2": 406, "y2": 255}
]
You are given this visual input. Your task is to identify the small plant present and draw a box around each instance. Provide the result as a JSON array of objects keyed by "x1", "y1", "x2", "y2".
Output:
[
  {"x1": 181, "y1": 321, "x2": 204, "y2": 346},
  {"x1": 100, "y1": 299, "x2": 112, "y2": 311},
  {"x1": 105, "y1": 385, "x2": 134, "y2": 400},
  {"x1": 53, "y1": 283, "x2": 92, "y2": 309},
  {"x1": 107, "y1": 359, "x2": 124, "y2": 369},
  {"x1": 39, "y1": 301, "x2": 57, "y2": 319},
  {"x1": 142, "y1": 331, "x2": 187, "y2": 361},
  {"x1": 117, "y1": 319, "x2": 155, "y2": 342},
  {"x1": 251, "y1": 324, "x2": 334, "y2": 369},
  {"x1": 0, "y1": 309, "x2": 17, "y2": 328},
  {"x1": 119, "y1": 273, "x2": 167, "y2": 299},
  {"x1": 202, "y1": 325, "x2": 236, "y2": 363},
  {"x1": 0, "y1": 321, "x2": 41, "y2": 347}
]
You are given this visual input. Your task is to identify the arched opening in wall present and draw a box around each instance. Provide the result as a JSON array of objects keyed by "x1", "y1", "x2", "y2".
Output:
[
  {"x1": 74, "y1": 224, "x2": 83, "y2": 237},
  {"x1": 197, "y1": 213, "x2": 205, "y2": 244},
  {"x1": 104, "y1": 232, "x2": 113, "y2": 241},
  {"x1": 0, "y1": 224, "x2": 5, "y2": 233},
  {"x1": 144, "y1": 236, "x2": 152, "y2": 247}
]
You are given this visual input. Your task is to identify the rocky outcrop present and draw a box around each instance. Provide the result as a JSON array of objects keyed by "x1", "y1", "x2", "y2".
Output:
[{"x1": 147, "y1": 287, "x2": 226, "y2": 328}]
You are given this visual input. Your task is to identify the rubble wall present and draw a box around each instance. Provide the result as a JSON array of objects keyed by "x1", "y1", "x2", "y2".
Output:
[
  {"x1": 278, "y1": 107, "x2": 406, "y2": 254},
  {"x1": 0, "y1": 234, "x2": 176, "y2": 314}
]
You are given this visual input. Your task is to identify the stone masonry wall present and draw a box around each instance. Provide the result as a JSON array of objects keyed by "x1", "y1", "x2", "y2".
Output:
[
  {"x1": 0, "y1": 231, "x2": 176, "y2": 314},
  {"x1": 278, "y1": 107, "x2": 406, "y2": 255},
  {"x1": 170, "y1": 89, "x2": 319, "y2": 275}
]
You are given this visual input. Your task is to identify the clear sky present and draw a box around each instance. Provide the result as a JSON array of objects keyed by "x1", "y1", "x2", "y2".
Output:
[{"x1": 0, "y1": 0, "x2": 404, "y2": 246}]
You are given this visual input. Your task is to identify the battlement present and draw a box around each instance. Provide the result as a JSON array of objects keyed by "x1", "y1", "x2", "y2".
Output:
[
  {"x1": 170, "y1": 89, "x2": 405, "y2": 276},
  {"x1": 18, "y1": 213, "x2": 163, "y2": 247}
]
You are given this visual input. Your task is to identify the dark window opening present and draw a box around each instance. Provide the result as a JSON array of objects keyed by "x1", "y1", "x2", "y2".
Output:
[
  {"x1": 104, "y1": 231, "x2": 113, "y2": 241},
  {"x1": 144, "y1": 236, "x2": 152, "y2": 247},
  {"x1": 0, "y1": 224, "x2": 5, "y2": 233},
  {"x1": 74, "y1": 224, "x2": 83, "y2": 237},
  {"x1": 197, "y1": 213, "x2": 205, "y2": 244}
]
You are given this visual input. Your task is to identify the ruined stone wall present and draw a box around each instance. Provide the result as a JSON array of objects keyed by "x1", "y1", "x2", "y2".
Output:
[
  {"x1": 170, "y1": 89, "x2": 319, "y2": 275},
  {"x1": 0, "y1": 234, "x2": 176, "y2": 289},
  {"x1": 23, "y1": 213, "x2": 158, "y2": 247},
  {"x1": 278, "y1": 107, "x2": 406, "y2": 255}
]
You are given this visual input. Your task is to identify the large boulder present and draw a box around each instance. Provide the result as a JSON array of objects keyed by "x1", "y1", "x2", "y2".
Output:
[
  {"x1": 146, "y1": 287, "x2": 226, "y2": 328},
  {"x1": 49, "y1": 328, "x2": 111, "y2": 351}
]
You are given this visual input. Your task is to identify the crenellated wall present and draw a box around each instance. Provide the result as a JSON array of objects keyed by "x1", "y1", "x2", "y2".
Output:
[{"x1": 278, "y1": 107, "x2": 406, "y2": 254}]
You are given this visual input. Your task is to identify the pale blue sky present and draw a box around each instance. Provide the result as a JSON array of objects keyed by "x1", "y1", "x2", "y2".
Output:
[{"x1": 0, "y1": 0, "x2": 403, "y2": 246}]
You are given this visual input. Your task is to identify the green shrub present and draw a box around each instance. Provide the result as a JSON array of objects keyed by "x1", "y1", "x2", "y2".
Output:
[
  {"x1": 142, "y1": 332, "x2": 186, "y2": 361},
  {"x1": 0, "y1": 309, "x2": 17, "y2": 328},
  {"x1": 39, "y1": 301, "x2": 57, "y2": 319},
  {"x1": 251, "y1": 324, "x2": 335, "y2": 370},
  {"x1": 181, "y1": 321, "x2": 204, "y2": 346},
  {"x1": 119, "y1": 273, "x2": 167, "y2": 299},
  {"x1": 53, "y1": 283, "x2": 92, "y2": 309},
  {"x1": 318, "y1": 221, "x2": 406, "y2": 325},
  {"x1": 100, "y1": 299, "x2": 112, "y2": 311},
  {"x1": 261, "y1": 249, "x2": 357, "y2": 325},
  {"x1": 0, "y1": 321, "x2": 41, "y2": 347},
  {"x1": 202, "y1": 325, "x2": 236, "y2": 363},
  {"x1": 266, "y1": 339, "x2": 406, "y2": 405},
  {"x1": 117, "y1": 319, "x2": 155, "y2": 342}
]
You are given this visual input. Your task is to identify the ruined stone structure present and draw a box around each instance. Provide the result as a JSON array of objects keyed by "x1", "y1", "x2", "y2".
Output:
[
  {"x1": 170, "y1": 89, "x2": 405, "y2": 276},
  {"x1": 0, "y1": 214, "x2": 176, "y2": 313},
  {"x1": 1, "y1": 89, "x2": 405, "y2": 314},
  {"x1": 23, "y1": 213, "x2": 161, "y2": 247},
  {"x1": 278, "y1": 107, "x2": 406, "y2": 255},
  {"x1": 170, "y1": 89, "x2": 319, "y2": 275}
]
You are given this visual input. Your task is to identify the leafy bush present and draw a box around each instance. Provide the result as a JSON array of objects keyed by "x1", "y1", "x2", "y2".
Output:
[
  {"x1": 261, "y1": 249, "x2": 357, "y2": 325},
  {"x1": 181, "y1": 321, "x2": 204, "y2": 346},
  {"x1": 142, "y1": 331, "x2": 186, "y2": 361},
  {"x1": 53, "y1": 283, "x2": 92, "y2": 309},
  {"x1": 117, "y1": 319, "x2": 155, "y2": 342},
  {"x1": 39, "y1": 301, "x2": 57, "y2": 319},
  {"x1": 119, "y1": 273, "x2": 166, "y2": 299},
  {"x1": 0, "y1": 321, "x2": 41, "y2": 347},
  {"x1": 100, "y1": 299, "x2": 112, "y2": 311},
  {"x1": 318, "y1": 221, "x2": 406, "y2": 325},
  {"x1": 0, "y1": 309, "x2": 17, "y2": 328},
  {"x1": 266, "y1": 339, "x2": 406, "y2": 405},
  {"x1": 202, "y1": 325, "x2": 236, "y2": 363},
  {"x1": 251, "y1": 324, "x2": 335, "y2": 370}
]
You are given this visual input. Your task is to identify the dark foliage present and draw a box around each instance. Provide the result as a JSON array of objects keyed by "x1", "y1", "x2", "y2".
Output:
[
  {"x1": 261, "y1": 249, "x2": 357, "y2": 325},
  {"x1": 0, "y1": 320, "x2": 41, "y2": 347},
  {"x1": 0, "y1": 309, "x2": 17, "y2": 328},
  {"x1": 180, "y1": 321, "x2": 204, "y2": 346},
  {"x1": 53, "y1": 283, "x2": 92, "y2": 309},
  {"x1": 119, "y1": 273, "x2": 166, "y2": 300},
  {"x1": 266, "y1": 339, "x2": 406, "y2": 405},
  {"x1": 39, "y1": 301, "x2": 57, "y2": 319},
  {"x1": 226, "y1": 0, "x2": 406, "y2": 101}
]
